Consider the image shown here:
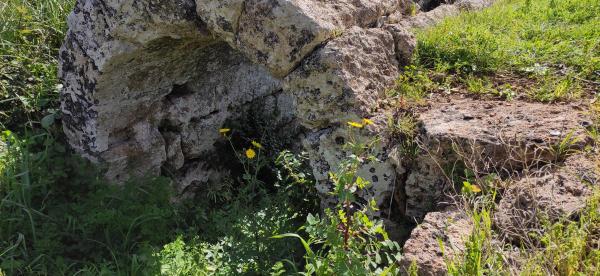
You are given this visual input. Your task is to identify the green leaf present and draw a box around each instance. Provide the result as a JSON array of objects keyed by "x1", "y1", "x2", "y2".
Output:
[
  {"x1": 41, "y1": 113, "x2": 55, "y2": 129},
  {"x1": 307, "y1": 213, "x2": 318, "y2": 225},
  {"x1": 270, "y1": 233, "x2": 313, "y2": 256},
  {"x1": 355, "y1": 176, "x2": 370, "y2": 189}
]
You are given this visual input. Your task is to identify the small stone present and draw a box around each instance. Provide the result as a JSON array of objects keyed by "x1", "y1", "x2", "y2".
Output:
[{"x1": 549, "y1": 130, "x2": 561, "y2": 136}]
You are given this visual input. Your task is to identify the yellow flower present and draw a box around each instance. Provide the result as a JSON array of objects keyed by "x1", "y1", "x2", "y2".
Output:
[
  {"x1": 219, "y1": 128, "x2": 231, "y2": 136},
  {"x1": 245, "y1": 148, "x2": 256, "y2": 159},
  {"x1": 362, "y1": 118, "x2": 374, "y2": 125},
  {"x1": 471, "y1": 185, "x2": 482, "y2": 193},
  {"x1": 251, "y1": 140, "x2": 263, "y2": 149},
  {"x1": 347, "y1": 121, "x2": 364, "y2": 128}
]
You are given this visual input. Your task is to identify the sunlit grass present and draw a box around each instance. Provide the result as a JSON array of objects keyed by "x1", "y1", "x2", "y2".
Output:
[
  {"x1": 390, "y1": 0, "x2": 600, "y2": 103},
  {"x1": 0, "y1": 0, "x2": 74, "y2": 130}
]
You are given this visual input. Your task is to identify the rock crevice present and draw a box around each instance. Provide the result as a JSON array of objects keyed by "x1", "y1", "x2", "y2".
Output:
[{"x1": 59, "y1": 2, "x2": 529, "y2": 265}]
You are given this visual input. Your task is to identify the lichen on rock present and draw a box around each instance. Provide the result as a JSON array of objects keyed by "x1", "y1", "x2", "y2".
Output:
[{"x1": 59, "y1": 3, "x2": 535, "y2": 273}]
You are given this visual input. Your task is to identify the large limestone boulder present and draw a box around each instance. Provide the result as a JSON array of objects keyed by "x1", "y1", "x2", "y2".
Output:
[
  {"x1": 60, "y1": 0, "x2": 210, "y2": 160},
  {"x1": 59, "y1": 0, "x2": 499, "y2": 215},
  {"x1": 60, "y1": 0, "x2": 295, "y2": 191},
  {"x1": 59, "y1": 0, "x2": 425, "y2": 201}
]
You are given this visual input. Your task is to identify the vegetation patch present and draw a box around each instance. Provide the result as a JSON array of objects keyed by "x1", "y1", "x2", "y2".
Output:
[
  {"x1": 389, "y1": 0, "x2": 600, "y2": 103},
  {"x1": 0, "y1": 0, "x2": 72, "y2": 130},
  {"x1": 2, "y1": 0, "x2": 600, "y2": 274}
]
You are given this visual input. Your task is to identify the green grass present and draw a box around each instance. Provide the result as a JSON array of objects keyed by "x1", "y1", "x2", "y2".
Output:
[
  {"x1": 0, "y1": 129, "x2": 317, "y2": 274},
  {"x1": 0, "y1": 2, "x2": 318, "y2": 273},
  {"x1": 448, "y1": 190, "x2": 600, "y2": 275},
  {"x1": 2, "y1": 0, "x2": 600, "y2": 274},
  {"x1": 417, "y1": 0, "x2": 600, "y2": 78},
  {"x1": 443, "y1": 160, "x2": 600, "y2": 275},
  {"x1": 391, "y1": 0, "x2": 600, "y2": 102},
  {"x1": 522, "y1": 192, "x2": 600, "y2": 275},
  {"x1": 0, "y1": 0, "x2": 72, "y2": 130}
]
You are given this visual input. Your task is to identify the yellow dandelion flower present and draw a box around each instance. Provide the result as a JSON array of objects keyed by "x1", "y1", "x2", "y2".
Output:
[
  {"x1": 251, "y1": 140, "x2": 263, "y2": 149},
  {"x1": 347, "y1": 121, "x2": 364, "y2": 128},
  {"x1": 362, "y1": 118, "x2": 374, "y2": 125},
  {"x1": 219, "y1": 128, "x2": 231, "y2": 136},
  {"x1": 246, "y1": 148, "x2": 257, "y2": 159}
]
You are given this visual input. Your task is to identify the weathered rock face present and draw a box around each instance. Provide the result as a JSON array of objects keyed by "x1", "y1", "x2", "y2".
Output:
[
  {"x1": 284, "y1": 26, "x2": 402, "y2": 214},
  {"x1": 60, "y1": 0, "x2": 210, "y2": 161},
  {"x1": 60, "y1": 0, "x2": 500, "y2": 227},
  {"x1": 198, "y1": 0, "x2": 398, "y2": 78},
  {"x1": 494, "y1": 153, "x2": 599, "y2": 242},
  {"x1": 59, "y1": 0, "x2": 417, "y2": 196},
  {"x1": 403, "y1": 94, "x2": 591, "y2": 218},
  {"x1": 60, "y1": 0, "x2": 295, "y2": 192},
  {"x1": 400, "y1": 208, "x2": 472, "y2": 275}
]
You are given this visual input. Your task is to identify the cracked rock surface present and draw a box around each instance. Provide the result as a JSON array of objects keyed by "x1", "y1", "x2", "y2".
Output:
[
  {"x1": 60, "y1": 0, "x2": 503, "y2": 244},
  {"x1": 59, "y1": 0, "x2": 433, "y2": 197},
  {"x1": 400, "y1": 208, "x2": 472, "y2": 276},
  {"x1": 404, "y1": 94, "x2": 591, "y2": 218}
]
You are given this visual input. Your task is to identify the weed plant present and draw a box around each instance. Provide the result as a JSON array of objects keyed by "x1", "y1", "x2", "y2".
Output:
[{"x1": 274, "y1": 123, "x2": 402, "y2": 275}]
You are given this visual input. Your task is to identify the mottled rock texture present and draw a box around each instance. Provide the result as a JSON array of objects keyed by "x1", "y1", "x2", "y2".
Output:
[
  {"x1": 400, "y1": 208, "x2": 472, "y2": 276},
  {"x1": 59, "y1": 0, "x2": 294, "y2": 192},
  {"x1": 59, "y1": 0, "x2": 430, "y2": 197},
  {"x1": 59, "y1": 0, "x2": 498, "y2": 220},
  {"x1": 495, "y1": 153, "x2": 599, "y2": 242},
  {"x1": 403, "y1": 94, "x2": 591, "y2": 218},
  {"x1": 198, "y1": 0, "x2": 398, "y2": 78}
]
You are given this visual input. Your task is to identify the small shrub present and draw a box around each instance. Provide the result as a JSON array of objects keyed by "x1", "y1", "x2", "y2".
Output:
[{"x1": 274, "y1": 124, "x2": 402, "y2": 275}]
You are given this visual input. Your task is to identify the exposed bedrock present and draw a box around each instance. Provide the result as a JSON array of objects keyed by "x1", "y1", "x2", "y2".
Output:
[
  {"x1": 59, "y1": 0, "x2": 513, "y2": 244},
  {"x1": 59, "y1": 0, "x2": 428, "y2": 198},
  {"x1": 59, "y1": 0, "x2": 296, "y2": 193},
  {"x1": 398, "y1": 95, "x2": 597, "y2": 274},
  {"x1": 404, "y1": 95, "x2": 592, "y2": 218}
]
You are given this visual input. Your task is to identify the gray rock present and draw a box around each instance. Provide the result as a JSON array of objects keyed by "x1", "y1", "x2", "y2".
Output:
[
  {"x1": 400, "y1": 208, "x2": 472, "y2": 276},
  {"x1": 494, "y1": 153, "x2": 599, "y2": 242},
  {"x1": 60, "y1": 0, "x2": 294, "y2": 192},
  {"x1": 384, "y1": 24, "x2": 417, "y2": 65},
  {"x1": 284, "y1": 27, "x2": 400, "y2": 212},
  {"x1": 199, "y1": 0, "x2": 399, "y2": 78},
  {"x1": 402, "y1": 95, "x2": 591, "y2": 218},
  {"x1": 59, "y1": 0, "x2": 498, "y2": 211},
  {"x1": 285, "y1": 27, "x2": 399, "y2": 129}
]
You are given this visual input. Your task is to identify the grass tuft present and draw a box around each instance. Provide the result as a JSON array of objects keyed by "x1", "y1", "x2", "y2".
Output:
[
  {"x1": 392, "y1": 0, "x2": 600, "y2": 103},
  {"x1": 0, "y1": 0, "x2": 73, "y2": 130}
]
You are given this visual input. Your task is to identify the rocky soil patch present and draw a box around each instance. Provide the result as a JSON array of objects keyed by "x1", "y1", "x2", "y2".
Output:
[{"x1": 397, "y1": 94, "x2": 598, "y2": 274}]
